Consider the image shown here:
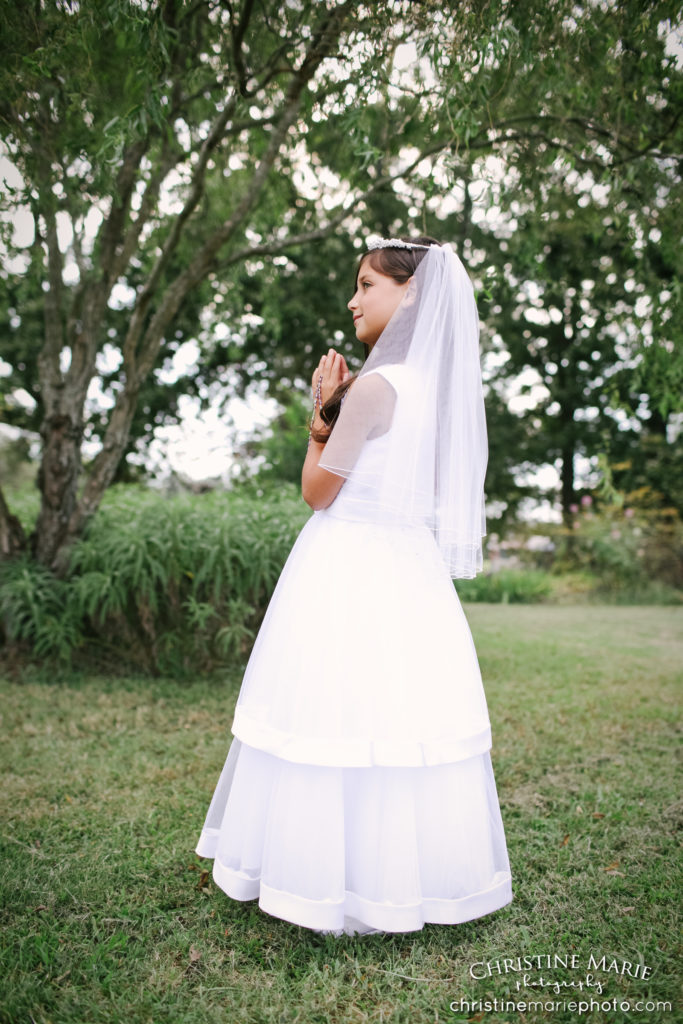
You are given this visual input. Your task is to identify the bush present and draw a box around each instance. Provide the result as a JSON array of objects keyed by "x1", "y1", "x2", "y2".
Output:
[
  {"x1": 455, "y1": 568, "x2": 553, "y2": 604},
  {"x1": 4, "y1": 482, "x2": 680, "y2": 676},
  {"x1": 0, "y1": 555, "x2": 82, "y2": 662},
  {"x1": 0, "y1": 484, "x2": 310, "y2": 675},
  {"x1": 547, "y1": 499, "x2": 683, "y2": 595}
]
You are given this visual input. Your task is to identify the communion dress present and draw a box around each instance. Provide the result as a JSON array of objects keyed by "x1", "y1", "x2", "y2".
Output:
[{"x1": 195, "y1": 361, "x2": 513, "y2": 936}]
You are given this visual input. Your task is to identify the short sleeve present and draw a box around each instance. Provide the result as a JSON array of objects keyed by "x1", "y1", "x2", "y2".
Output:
[{"x1": 318, "y1": 371, "x2": 397, "y2": 479}]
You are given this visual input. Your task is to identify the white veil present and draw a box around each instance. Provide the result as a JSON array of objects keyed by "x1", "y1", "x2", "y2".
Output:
[{"x1": 319, "y1": 243, "x2": 488, "y2": 579}]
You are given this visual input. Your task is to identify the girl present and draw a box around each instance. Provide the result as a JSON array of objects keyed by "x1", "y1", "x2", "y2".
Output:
[{"x1": 196, "y1": 236, "x2": 512, "y2": 936}]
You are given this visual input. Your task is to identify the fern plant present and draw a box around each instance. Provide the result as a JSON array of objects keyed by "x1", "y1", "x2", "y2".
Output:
[
  {"x1": 0, "y1": 556, "x2": 82, "y2": 662},
  {"x1": 0, "y1": 483, "x2": 310, "y2": 674}
]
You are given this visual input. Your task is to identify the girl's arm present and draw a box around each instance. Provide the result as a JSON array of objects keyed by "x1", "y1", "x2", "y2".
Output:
[
  {"x1": 302, "y1": 436, "x2": 344, "y2": 510},
  {"x1": 302, "y1": 349, "x2": 349, "y2": 510},
  {"x1": 302, "y1": 355, "x2": 396, "y2": 511}
]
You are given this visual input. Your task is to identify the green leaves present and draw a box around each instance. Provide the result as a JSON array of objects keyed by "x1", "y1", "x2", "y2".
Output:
[
  {"x1": 1, "y1": 0, "x2": 681, "y2": 571},
  {"x1": 0, "y1": 557, "x2": 82, "y2": 662},
  {"x1": 0, "y1": 484, "x2": 310, "y2": 674}
]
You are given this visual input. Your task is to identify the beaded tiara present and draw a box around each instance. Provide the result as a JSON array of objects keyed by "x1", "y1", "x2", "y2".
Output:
[{"x1": 365, "y1": 237, "x2": 432, "y2": 251}]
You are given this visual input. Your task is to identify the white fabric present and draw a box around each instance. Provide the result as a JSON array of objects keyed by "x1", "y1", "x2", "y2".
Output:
[
  {"x1": 196, "y1": 739, "x2": 511, "y2": 934},
  {"x1": 196, "y1": 508, "x2": 512, "y2": 934},
  {"x1": 230, "y1": 509, "x2": 491, "y2": 766},
  {"x1": 319, "y1": 244, "x2": 488, "y2": 579}
]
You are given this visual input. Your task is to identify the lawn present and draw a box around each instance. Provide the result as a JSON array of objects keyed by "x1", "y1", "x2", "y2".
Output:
[{"x1": 1, "y1": 605, "x2": 680, "y2": 1024}]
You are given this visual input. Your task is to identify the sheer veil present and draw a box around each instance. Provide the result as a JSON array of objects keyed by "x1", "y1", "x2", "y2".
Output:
[{"x1": 319, "y1": 243, "x2": 488, "y2": 578}]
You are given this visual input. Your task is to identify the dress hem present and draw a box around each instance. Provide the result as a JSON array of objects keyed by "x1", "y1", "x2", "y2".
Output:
[{"x1": 195, "y1": 838, "x2": 512, "y2": 933}]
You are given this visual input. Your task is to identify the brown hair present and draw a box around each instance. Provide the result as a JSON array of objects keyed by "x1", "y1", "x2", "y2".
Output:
[{"x1": 311, "y1": 235, "x2": 441, "y2": 441}]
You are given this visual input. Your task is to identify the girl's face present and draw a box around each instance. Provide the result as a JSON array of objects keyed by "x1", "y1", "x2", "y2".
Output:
[{"x1": 347, "y1": 258, "x2": 411, "y2": 347}]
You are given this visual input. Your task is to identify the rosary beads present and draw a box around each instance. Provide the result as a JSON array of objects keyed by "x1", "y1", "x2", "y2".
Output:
[{"x1": 308, "y1": 375, "x2": 324, "y2": 447}]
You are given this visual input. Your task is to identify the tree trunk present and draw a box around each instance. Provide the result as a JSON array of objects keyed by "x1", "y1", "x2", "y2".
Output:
[
  {"x1": 0, "y1": 487, "x2": 26, "y2": 560},
  {"x1": 559, "y1": 415, "x2": 576, "y2": 527},
  {"x1": 32, "y1": 407, "x2": 83, "y2": 570},
  {"x1": 561, "y1": 439, "x2": 575, "y2": 523},
  {"x1": 55, "y1": 385, "x2": 141, "y2": 574}
]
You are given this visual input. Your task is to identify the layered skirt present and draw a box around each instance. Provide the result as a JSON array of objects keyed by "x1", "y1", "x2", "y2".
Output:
[{"x1": 195, "y1": 506, "x2": 512, "y2": 934}]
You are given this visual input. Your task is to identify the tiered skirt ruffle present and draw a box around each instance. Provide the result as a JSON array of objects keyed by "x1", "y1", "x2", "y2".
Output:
[{"x1": 196, "y1": 508, "x2": 512, "y2": 934}]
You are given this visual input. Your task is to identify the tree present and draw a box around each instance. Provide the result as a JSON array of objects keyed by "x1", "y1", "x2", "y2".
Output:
[
  {"x1": 479, "y1": 192, "x2": 635, "y2": 520},
  {"x1": 0, "y1": 0, "x2": 680, "y2": 569},
  {"x1": 474, "y1": 154, "x2": 682, "y2": 522}
]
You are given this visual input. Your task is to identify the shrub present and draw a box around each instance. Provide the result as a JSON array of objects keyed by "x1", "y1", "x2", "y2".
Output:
[
  {"x1": 0, "y1": 555, "x2": 82, "y2": 662},
  {"x1": 455, "y1": 568, "x2": 552, "y2": 604},
  {"x1": 548, "y1": 500, "x2": 683, "y2": 595},
  {"x1": 0, "y1": 484, "x2": 310, "y2": 675}
]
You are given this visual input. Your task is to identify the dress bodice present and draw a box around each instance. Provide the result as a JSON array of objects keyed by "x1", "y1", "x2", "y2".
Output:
[{"x1": 324, "y1": 363, "x2": 431, "y2": 527}]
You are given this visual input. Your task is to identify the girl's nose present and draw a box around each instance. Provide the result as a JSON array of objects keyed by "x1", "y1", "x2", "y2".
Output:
[{"x1": 347, "y1": 291, "x2": 358, "y2": 311}]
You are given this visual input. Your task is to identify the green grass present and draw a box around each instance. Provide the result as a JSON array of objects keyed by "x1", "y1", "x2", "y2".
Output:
[{"x1": 1, "y1": 605, "x2": 680, "y2": 1024}]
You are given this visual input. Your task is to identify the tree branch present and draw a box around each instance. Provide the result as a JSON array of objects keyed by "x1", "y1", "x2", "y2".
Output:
[
  {"x1": 112, "y1": 139, "x2": 183, "y2": 283},
  {"x1": 491, "y1": 111, "x2": 683, "y2": 161},
  {"x1": 120, "y1": 90, "x2": 242, "y2": 376},
  {"x1": 68, "y1": 3, "x2": 359, "y2": 544},
  {"x1": 217, "y1": 138, "x2": 462, "y2": 267},
  {"x1": 57, "y1": 137, "x2": 154, "y2": 404},
  {"x1": 229, "y1": 0, "x2": 256, "y2": 97},
  {"x1": 482, "y1": 127, "x2": 625, "y2": 173},
  {"x1": 120, "y1": 0, "x2": 358, "y2": 377},
  {"x1": 98, "y1": 138, "x2": 149, "y2": 287},
  {"x1": 34, "y1": 187, "x2": 65, "y2": 414}
]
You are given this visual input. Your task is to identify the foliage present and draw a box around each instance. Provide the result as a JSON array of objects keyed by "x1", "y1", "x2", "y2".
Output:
[
  {"x1": 0, "y1": 485, "x2": 310, "y2": 674},
  {"x1": 549, "y1": 499, "x2": 683, "y2": 594},
  {"x1": 456, "y1": 568, "x2": 553, "y2": 603},
  {"x1": 476, "y1": 174, "x2": 682, "y2": 519},
  {"x1": 0, "y1": 555, "x2": 81, "y2": 662},
  {"x1": 3, "y1": 479, "x2": 682, "y2": 676},
  {"x1": 241, "y1": 392, "x2": 312, "y2": 487},
  {"x1": 0, "y1": 479, "x2": 40, "y2": 535},
  {"x1": 1, "y1": 0, "x2": 681, "y2": 569},
  {"x1": 607, "y1": 431, "x2": 683, "y2": 518},
  {"x1": 504, "y1": 476, "x2": 683, "y2": 601}
]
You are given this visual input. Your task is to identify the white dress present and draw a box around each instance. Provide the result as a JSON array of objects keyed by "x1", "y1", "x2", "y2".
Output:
[{"x1": 196, "y1": 367, "x2": 512, "y2": 935}]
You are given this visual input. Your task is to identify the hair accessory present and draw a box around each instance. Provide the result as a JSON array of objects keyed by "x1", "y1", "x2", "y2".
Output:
[{"x1": 365, "y1": 237, "x2": 432, "y2": 251}]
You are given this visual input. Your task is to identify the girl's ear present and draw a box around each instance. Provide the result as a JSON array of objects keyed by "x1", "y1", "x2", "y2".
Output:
[{"x1": 402, "y1": 276, "x2": 417, "y2": 307}]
